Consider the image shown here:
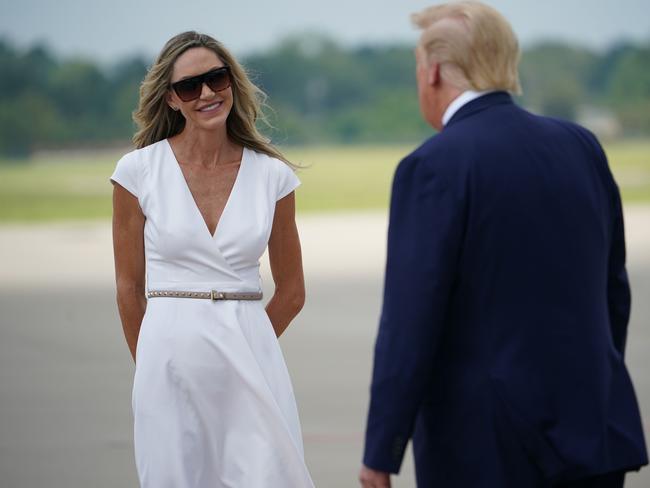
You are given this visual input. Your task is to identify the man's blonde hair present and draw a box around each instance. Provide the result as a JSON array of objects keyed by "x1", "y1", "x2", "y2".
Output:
[{"x1": 412, "y1": 1, "x2": 521, "y2": 94}]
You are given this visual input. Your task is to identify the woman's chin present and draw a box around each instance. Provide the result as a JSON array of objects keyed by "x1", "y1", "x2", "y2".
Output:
[{"x1": 189, "y1": 113, "x2": 230, "y2": 132}]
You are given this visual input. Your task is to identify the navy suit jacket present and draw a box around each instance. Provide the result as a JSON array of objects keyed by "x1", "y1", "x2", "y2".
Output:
[{"x1": 363, "y1": 92, "x2": 647, "y2": 486}]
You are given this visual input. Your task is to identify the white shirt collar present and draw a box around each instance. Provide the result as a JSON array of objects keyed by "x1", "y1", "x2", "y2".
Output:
[{"x1": 442, "y1": 90, "x2": 495, "y2": 127}]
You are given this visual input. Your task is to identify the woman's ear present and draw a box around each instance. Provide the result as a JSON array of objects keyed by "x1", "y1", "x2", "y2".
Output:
[{"x1": 166, "y1": 91, "x2": 178, "y2": 111}]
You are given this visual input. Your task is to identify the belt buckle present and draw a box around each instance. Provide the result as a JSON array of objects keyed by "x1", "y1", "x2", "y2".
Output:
[{"x1": 210, "y1": 290, "x2": 226, "y2": 300}]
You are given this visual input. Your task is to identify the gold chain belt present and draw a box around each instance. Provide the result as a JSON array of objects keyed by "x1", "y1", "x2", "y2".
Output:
[{"x1": 147, "y1": 290, "x2": 263, "y2": 301}]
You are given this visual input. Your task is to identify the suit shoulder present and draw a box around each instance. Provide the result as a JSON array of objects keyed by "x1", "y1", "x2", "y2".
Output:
[
  {"x1": 535, "y1": 114, "x2": 605, "y2": 153},
  {"x1": 395, "y1": 137, "x2": 434, "y2": 179},
  {"x1": 394, "y1": 134, "x2": 469, "y2": 186},
  {"x1": 402, "y1": 132, "x2": 459, "y2": 165},
  {"x1": 407, "y1": 127, "x2": 476, "y2": 166}
]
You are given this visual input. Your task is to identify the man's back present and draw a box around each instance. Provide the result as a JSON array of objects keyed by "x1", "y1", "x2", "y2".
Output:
[
  {"x1": 361, "y1": 4, "x2": 647, "y2": 487},
  {"x1": 365, "y1": 92, "x2": 647, "y2": 487}
]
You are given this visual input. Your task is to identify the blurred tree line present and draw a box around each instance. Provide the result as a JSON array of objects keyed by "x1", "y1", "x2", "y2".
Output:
[{"x1": 0, "y1": 35, "x2": 648, "y2": 158}]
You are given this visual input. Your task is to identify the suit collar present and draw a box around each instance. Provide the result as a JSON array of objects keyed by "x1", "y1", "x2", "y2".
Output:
[
  {"x1": 442, "y1": 90, "x2": 496, "y2": 126},
  {"x1": 444, "y1": 91, "x2": 514, "y2": 128}
]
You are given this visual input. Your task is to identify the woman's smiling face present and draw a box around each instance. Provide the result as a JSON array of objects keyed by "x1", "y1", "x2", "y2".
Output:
[{"x1": 167, "y1": 47, "x2": 234, "y2": 132}]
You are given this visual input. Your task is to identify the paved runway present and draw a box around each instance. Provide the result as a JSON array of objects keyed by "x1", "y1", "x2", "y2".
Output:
[{"x1": 1, "y1": 209, "x2": 649, "y2": 487}]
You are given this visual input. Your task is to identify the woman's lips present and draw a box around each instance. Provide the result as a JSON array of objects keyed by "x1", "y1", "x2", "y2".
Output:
[{"x1": 198, "y1": 101, "x2": 223, "y2": 113}]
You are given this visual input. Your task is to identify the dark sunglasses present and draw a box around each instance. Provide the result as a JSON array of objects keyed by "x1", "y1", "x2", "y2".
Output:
[{"x1": 170, "y1": 66, "x2": 231, "y2": 102}]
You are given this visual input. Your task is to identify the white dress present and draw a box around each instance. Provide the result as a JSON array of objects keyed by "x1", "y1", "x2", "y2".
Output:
[{"x1": 111, "y1": 139, "x2": 314, "y2": 488}]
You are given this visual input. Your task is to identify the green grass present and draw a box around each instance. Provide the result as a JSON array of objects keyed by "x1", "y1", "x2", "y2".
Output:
[
  {"x1": 0, "y1": 153, "x2": 119, "y2": 222},
  {"x1": 602, "y1": 140, "x2": 650, "y2": 203},
  {"x1": 0, "y1": 140, "x2": 648, "y2": 222},
  {"x1": 290, "y1": 145, "x2": 413, "y2": 212}
]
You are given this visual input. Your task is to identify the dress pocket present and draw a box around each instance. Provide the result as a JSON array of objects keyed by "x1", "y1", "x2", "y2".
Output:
[{"x1": 242, "y1": 302, "x2": 279, "y2": 342}]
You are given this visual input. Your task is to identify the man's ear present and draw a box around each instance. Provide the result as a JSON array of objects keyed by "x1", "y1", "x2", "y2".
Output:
[{"x1": 428, "y1": 62, "x2": 441, "y2": 87}]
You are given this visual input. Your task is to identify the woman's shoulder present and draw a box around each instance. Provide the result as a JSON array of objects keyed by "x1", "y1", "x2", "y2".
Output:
[
  {"x1": 133, "y1": 139, "x2": 169, "y2": 160},
  {"x1": 112, "y1": 139, "x2": 170, "y2": 190},
  {"x1": 117, "y1": 139, "x2": 169, "y2": 168},
  {"x1": 244, "y1": 147, "x2": 294, "y2": 174},
  {"x1": 244, "y1": 147, "x2": 300, "y2": 200}
]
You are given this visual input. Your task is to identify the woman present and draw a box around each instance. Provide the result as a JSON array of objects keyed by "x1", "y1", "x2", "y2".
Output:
[{"x1": 110, "y1": 31, "x2": 314, "y2": 487}]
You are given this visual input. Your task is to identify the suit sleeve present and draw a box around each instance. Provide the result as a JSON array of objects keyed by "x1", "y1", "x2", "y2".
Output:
[
  {"x1": 363, "y1": 152, "x2": 467, "y2": 473},
  {"x1": 607, "y1": 178, "x2": 631, "y2": 356},
  {"x1": 585, "y1": 130, "x2": 631, "y2": 357}
]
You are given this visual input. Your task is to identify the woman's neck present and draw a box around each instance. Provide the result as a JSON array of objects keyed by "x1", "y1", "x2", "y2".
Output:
[{"x1": 170, "y1": 125, "x2": 241, "y2": 169}]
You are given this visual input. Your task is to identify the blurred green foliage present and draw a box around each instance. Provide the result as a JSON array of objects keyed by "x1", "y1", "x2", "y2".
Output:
[
  {"x1": 520, "y1": 42, "x2": 650, "y2": 131},
  {"x1": 0, "y1": 41, "x2": 146, "y2": 157},
  {"x1": 0, "y1": 35, "x2": 649, "y2": 158}
]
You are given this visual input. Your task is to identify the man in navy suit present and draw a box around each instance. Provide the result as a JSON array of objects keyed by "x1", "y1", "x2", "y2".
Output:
[{"x1": 359, "y1": 2, "x2": 647, "y2": 487}]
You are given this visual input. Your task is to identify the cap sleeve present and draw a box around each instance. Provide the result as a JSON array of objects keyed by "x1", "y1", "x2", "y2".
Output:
[
  {"x1": 276, "y1": 160, "x2": 300, "y2": 201},
  {"x1": 110, "y1": 151, "x2": 140, "y2": 198}
]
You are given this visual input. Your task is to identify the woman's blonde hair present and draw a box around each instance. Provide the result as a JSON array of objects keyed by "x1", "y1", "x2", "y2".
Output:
[
  {"x1": 133, "y1": 31, "x2": 290, "y2": 163},
  {"x1": 412, "y1": 1, "x2": 521, "y2": 94}
]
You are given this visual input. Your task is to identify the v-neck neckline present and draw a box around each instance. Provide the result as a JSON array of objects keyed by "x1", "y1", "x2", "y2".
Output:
[{"x1": 165, "y1": 138, "x2": 246, "y2": 239}]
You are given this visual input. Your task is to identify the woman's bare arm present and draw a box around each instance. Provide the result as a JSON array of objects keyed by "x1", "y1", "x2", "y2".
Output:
[
  {"x1": 266, "y1": 192, "x2": 305, "y2": 337},
  {"x1": 112, "y1": 183, "x2": 146, "y2": 362}
]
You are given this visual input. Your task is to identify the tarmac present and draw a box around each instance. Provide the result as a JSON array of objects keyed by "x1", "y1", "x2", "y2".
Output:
[{"x1": 1, "y1": 208, "x2": 649, "y2": 487}]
